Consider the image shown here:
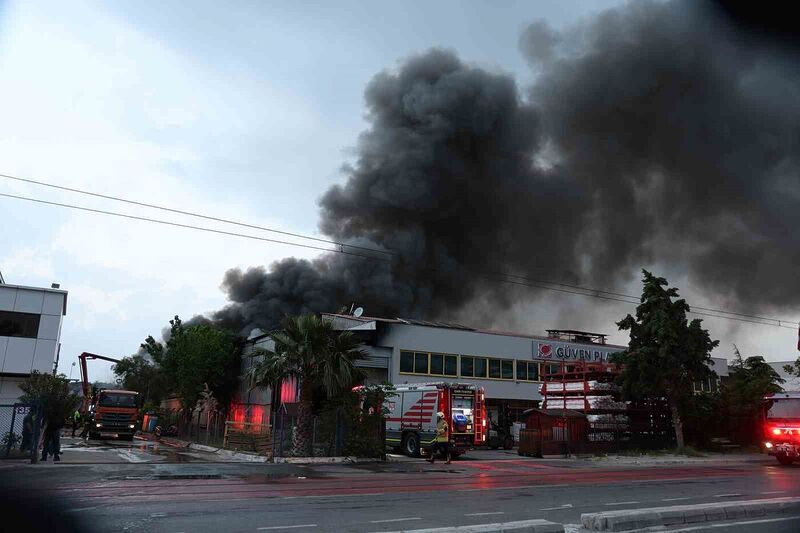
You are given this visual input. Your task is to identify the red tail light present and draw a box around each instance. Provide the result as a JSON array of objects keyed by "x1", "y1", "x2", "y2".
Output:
[{"x1": 766, "y1": 425, "x2": 800, "y2": 440}]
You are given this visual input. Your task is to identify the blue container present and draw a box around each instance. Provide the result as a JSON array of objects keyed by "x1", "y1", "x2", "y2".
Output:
[{"x1": 453, "y1": 413, "x2": 468, "y2": 433}]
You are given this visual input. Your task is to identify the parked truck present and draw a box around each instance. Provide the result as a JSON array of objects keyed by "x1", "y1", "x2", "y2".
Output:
[
  {"x1": 79, "y1": 352, "x2": 141, "y2": 440},
  {"x1": 88, "y1": 389, "x2": 140, "y2": 441},
  {"x1": 762, "y1": 391, "x2": 800, "y2": 465},
  {"x1": 385, "y1": 382, "x2": 486, "y2": 458}
]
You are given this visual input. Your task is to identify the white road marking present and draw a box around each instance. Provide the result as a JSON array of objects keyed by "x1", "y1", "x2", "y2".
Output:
[
  {"x1": 604, "y1": 501, "x2": 639, "y2": 506},
  {"x1": 370, "y1": 517, "x2": 422, "y2": 524},
  {"x1": 540, "y1": 504, "x2": 573, "y2": 511},
  {"x1": 117, "y1": 450, "x2": 148, "y2": 463},
  {"x1": 464, "y1": 512, "x2": 505, "y2": 516},
  {"x1": 257, "y1": 526, "x2": 317, "y2": 531},
  {"x1": 762, "y1": 490, "x2": 785, "y2": 495},
  {"x1": 651, "y1": 515, "x2": 800, "y2": 532},
  {"x1": 150, "y1": 512, "x2": 167, "y2": 518},
  {"x1": 713, "y1": 493, "x2": 742, "y2": 498},
  {"x1": 661, "y1": 497, "x2": 691, "y2": 502}
]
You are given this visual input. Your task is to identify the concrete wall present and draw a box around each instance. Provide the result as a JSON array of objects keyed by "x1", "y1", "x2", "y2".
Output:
[
  {"x1": 238, "y1": 335, "x2": 273, "y2": 407},
  {"x1": 0, "y1": 285, "x2": 67, "y2": 402}
]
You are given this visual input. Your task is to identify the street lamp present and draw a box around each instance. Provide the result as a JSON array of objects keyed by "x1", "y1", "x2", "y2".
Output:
[{"x1": 69, "y1": 361, "x2": 76, "y2": 380}]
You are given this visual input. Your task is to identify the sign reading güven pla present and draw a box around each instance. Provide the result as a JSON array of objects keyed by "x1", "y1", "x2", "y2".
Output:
[{"x1": 532, "y1": 341, "x2": 625, "y2": 362}]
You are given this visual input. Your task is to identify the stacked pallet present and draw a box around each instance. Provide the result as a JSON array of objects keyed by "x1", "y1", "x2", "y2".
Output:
[
  {"x1": 540, "y1": 362, "x2": 629, "y2": 445},
  {"x1": 224, "y1": 422, "x2": 272, "y2": 456}
]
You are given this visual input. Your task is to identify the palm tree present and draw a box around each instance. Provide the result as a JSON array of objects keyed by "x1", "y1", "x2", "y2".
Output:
[{"x1": 249, "y1": 314, "x2": 365, "y2": 456}]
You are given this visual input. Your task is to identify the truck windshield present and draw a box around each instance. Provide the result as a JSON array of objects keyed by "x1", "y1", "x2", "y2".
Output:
[
  {"x1": 98, "y1": 393, "x2": 138, "y2": 408},
  {"x1": 766, "y1": 399, "x2": 800, "y2": 419}
]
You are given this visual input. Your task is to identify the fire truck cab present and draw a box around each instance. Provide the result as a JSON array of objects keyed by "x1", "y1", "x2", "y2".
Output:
[
  {"x1": 762, "y1": 391, "x2": 800, "y2": 466},
  {"x1": 385, "y1": 382, "x2": 485, "y2": 458}
]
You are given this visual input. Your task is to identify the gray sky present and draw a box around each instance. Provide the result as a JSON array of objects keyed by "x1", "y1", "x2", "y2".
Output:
[{"x1": 1, "y1": 0, "x2": 796, "y2": 382}]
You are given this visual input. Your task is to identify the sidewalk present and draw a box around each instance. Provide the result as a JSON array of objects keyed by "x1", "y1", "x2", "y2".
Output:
[{"x1": 586, "y1": 451, "x2": 770, "y2": 466}]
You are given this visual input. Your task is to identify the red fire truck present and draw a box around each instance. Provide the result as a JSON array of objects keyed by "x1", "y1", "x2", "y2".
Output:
[
  {"x1": 385, "y1": 382, "x2": 485, "y2": 458},
  {"x1": 762, "y1": 391, "x2": 800, "y2": 465}
]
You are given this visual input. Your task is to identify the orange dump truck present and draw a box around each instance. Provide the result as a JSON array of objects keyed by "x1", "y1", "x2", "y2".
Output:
[{"x1": 88, "y1": 389, "x2": 140, "y2": 441}]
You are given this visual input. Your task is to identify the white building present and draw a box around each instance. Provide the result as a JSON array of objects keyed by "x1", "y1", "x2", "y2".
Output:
[
  {"x1": 0, "y1": 282, "x2": 68, "y2": 403},
  {"x1": 234, "y1": 312, "x2": 730, "y2": 426},
  {"x1": 768, "y1": 361, "x2": 800, "y2": 391}
]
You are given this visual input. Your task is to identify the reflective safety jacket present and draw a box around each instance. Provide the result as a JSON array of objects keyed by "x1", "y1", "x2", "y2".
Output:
[{"x1": 436, "y1": 419, "x2": 449, "y2": 442}]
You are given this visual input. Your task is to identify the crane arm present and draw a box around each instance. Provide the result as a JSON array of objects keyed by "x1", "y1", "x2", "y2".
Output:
[{"x1": 78, "y1": 352, "x2": 123, "y2": 413}]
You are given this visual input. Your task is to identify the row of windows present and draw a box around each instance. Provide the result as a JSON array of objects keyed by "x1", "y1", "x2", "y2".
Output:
[
  {"x1": 400, "y1": 351, "x2": 542, "y2": 382},
  {"x1": 0, "y1": 311, "x2": 40, "y2": 339},
  {"x1": 694, "y1": 377, "x2": 719, "y2": 394},
  {"x1": 401, "y1": 351, "x2": 459, "y2": 377}
]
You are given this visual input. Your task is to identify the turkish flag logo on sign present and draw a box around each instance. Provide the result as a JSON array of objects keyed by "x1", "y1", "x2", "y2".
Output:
[{"x1": 539, "y1": 344, "x2": 553, "y2": 358}]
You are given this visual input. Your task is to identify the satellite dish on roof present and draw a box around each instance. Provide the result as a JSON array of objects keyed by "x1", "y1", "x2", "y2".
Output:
[{"x1": 353, "y1": 307, "x2": 364, "y2": 318}]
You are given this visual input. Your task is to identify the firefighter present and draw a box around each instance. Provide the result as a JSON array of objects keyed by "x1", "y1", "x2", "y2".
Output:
[
  {"x1": 71, "y1": 410, "x2": 81, "y2": 438},
  {"x1": 428, "y1": 411, "x2": 451, "y2": 464}
]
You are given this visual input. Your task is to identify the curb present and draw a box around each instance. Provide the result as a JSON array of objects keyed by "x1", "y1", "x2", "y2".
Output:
[
  {"x1": 159, "y1": 437, "x2": 190, "y2": 449},
  {"x1": 185, "y1": 443, "x2": 270, "y2": 462},
  {"x1": 580, "y1": 497, "x2": 800, "y2": 531},
  {"x1": 381, "y1": 519, "x2": 563, "y2": 532},
  {"x1": 272, "y1": 456, "x2": 383, "y2": 464}
]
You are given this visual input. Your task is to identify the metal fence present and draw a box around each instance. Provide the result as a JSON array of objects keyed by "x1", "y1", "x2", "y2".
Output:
[
  {"x1": 271, "y1": 407, "x2": 385, "y2": 459},
  {"x1": 272, "y1": 410, "x2": 342, "y2": 458},
  {"x1": 153, "y1": 408, "x2": 227, "y2": 448},
  {"x1": 1, "y1": 403, "x2": 41, "y2": 462}
]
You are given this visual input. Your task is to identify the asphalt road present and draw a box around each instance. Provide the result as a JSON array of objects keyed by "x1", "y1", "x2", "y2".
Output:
[{"x1": 2, "y1": 437, "x2": 798, "y2": 533}]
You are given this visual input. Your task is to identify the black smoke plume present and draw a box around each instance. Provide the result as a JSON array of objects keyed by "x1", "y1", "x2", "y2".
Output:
[{"x1": 210, "y1": 0, "x2": 800, "y2": 335}]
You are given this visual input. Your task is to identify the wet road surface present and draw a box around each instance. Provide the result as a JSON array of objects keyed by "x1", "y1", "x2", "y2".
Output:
[
  {"x1": 51, "y1": 435, "x2": 224, "y2": 464},
  {"x1": 3, "y1": 445, "x2": 798, "y2": 532}
]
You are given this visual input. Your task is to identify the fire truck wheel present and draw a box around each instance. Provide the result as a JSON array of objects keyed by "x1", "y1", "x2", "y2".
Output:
[
  {"x1": 403, "y1": 432, "x2": 420, "y2": 457},
  {"x1": 776, "y1": 455, "x2": 794, "y2": 465}
]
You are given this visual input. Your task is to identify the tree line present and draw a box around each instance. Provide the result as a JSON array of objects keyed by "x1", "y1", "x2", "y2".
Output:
[
  {"x1": 114, "y1": 316, "x2": 240, "y2": 411},
  {"x1": 613, "y1": 270, "x2": 785, "y2": 449}
]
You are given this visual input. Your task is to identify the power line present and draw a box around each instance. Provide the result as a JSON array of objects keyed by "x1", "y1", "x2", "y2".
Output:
[
  {"x1": 0, "y1": 192, "x2": 392, "y2": 262},
  {"x1": 4, "y1": 171, "x2": 795, "y2": 326},
  {"x1": 0, "y1": 172, "x2": 394, "y2": 257},
  {"x1": 1, "y1": 181, "x2": 796, "y2": 330}
]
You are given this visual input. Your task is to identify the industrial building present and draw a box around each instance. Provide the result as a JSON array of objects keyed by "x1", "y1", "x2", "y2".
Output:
[
  {"x1": 0, "y1": 280, "x2": 68, "y2": 402},
  {"x1": 323, "y1": 313, "x2": 629, "y2": 422},
  {"x1": 233, "y1": 312, "x2": 729, "y2": 427}
]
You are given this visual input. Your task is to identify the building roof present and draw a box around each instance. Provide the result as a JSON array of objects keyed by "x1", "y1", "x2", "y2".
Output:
[
  {"x1": 322, "y1": 312, "x2": 628, "y2": 349},
  {"x1": 768, "y1": 361, "x2": 800, "y2": 391},
  {"x1": 0, "y1": 282, "x2": 68, "y2": 315}
]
